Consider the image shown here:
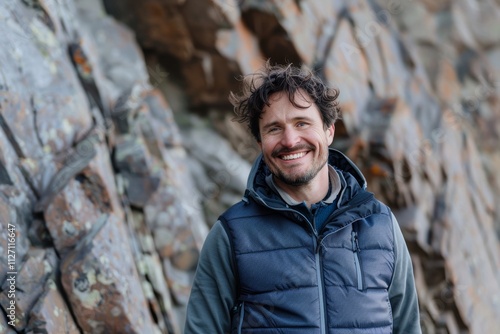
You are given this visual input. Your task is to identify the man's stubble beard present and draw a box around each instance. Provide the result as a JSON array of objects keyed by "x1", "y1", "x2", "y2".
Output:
[{"x1": 267, "y1": 147, "x2": 329, "y2": 187}]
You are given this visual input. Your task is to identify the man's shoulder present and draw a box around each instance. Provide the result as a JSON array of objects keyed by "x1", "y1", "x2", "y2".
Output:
[
  {"x1": 219, "y1": 197, "x2": 256, "y2": 221},
  {"x1": 364, "y1": 197, "x2": 393, "y2": 225},
  {"x1": 219, "y1": 195, "x2": 276, "y2": 224},
  {"x1": 371, "y1": 198, "x2": 391, "y2": 216}
]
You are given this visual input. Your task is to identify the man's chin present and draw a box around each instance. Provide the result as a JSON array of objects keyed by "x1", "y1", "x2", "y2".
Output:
[{"x1": 276, "y1": 173, "x2": 313, "y2": 187}]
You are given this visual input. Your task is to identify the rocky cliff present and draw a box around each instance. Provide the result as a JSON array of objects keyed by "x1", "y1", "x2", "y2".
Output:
[{"x1": 0, "y1": 0, "x2": 499, "y2": 333}]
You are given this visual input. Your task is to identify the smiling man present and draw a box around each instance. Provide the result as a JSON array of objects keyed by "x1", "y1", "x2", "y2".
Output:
[
  {"x1": 185, "y1": 63, "x2": 421, "y2": 334},
  {"x1": 259, "y1": 90, "x2": 334, "y2": 206}
]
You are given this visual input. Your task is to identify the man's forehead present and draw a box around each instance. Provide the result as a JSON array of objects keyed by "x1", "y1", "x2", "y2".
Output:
[
  {"x1": 260, "y1": 97, "x2": 320, "y2": 127},
  {"x1": 267, "y1": 89, "x2": 313, "y2": 104}
]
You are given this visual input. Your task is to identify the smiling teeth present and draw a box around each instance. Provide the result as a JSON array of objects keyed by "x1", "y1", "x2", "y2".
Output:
[{"x1": 281, "y1": 152, "x2": 305, "y2": 160}]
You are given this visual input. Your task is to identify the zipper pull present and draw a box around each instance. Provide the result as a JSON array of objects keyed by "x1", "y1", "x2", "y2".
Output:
[
  {"x1": 351, "y1": 230, "x2": 364, "y2": 291},
  {"x1": 351, "y1": 231, "x2": 360, "y2": 252},
  {"x1": 315, "y1": 237, "x2": 322, "y2": 254},
  {"x1": 231, "y1": 302, "x2": 242, "y2": 314}
]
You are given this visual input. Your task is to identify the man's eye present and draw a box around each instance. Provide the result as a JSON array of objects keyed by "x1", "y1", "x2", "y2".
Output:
[{"x1": 297, "y1": 122, "x2": 306, "y2": 127}]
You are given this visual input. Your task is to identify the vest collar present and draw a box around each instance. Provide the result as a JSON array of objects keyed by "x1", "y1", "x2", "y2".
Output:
[{"x1": 264, "y1": 165, "x2": 342, "y2": 206}]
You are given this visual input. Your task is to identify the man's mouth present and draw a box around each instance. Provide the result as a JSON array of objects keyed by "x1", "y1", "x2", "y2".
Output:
[{"x1": 280, "y1": 152, "x2": 306, "y2": 161}]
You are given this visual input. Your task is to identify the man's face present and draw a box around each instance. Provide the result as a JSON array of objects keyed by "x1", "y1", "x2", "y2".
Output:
[{"x1": 258, "y1": 90, "x2": 335, "y2": 187}]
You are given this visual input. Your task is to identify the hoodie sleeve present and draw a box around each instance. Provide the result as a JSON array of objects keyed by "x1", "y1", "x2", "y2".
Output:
[
  {"x1": 388, "y1": 212, "x2": 422, "y2": 334},
  {"x1": 184, "y1": 221, "x2": 236, "y2": 334}
]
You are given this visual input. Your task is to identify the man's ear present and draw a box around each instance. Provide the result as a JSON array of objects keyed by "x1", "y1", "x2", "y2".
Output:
[{"x1": 326, "y1": 124, "x2": 335, "y2": 145}]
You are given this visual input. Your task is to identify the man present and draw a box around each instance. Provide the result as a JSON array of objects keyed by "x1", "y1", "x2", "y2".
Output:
[{"x1": 185, "y1": 63, "x2": 421, "y2": 333}]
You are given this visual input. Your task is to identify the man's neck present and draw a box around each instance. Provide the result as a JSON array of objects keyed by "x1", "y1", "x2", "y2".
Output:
[{"x1": 273, "y1": 165, "x2": 331, "y2": 208}]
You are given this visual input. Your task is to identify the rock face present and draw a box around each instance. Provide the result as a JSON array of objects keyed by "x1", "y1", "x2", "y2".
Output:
[
  {"x1": 0, "y1": 0, "x2": 499, "y2": 334},
  {"x1": 0, "y1": 0, "x2": 206, "y2": 333},
  {"x1": 105, "y1": 0, "x2": 500, "y2": 333}
]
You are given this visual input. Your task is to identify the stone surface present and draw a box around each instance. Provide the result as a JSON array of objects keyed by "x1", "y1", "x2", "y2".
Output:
[
  {"x1": 180, "y1": 52, "x2": 241, "y2": 107},
  {"x1": 454, "y1": 0, "x2": 500, "y2": 48},
  {"x1": 435, "y1": 59, "x2": 462, "y2": 108},
  {"x1": 0, "y1": 128, "x2": 32, "y2": 199},
  {"x1": 240, "y1": 1, "x2": 302, "y2": 65},
  {"x1": 182, "y1": 124, "x2": 250, "y2": 195},
  {"x1": 144, "y1": 179, "x2": 199, "y2": 304},
  {"x1": 143, "y1": 89, "x2": 183, "y2": 148},
  {"x1": 0, "y1": 0, "x2": 212, "y2": 332},
  {"x1": 211, "y1": 112, "x2": 261, "y2": 162},
  {"x1": 361, "y1": 97, "x2": 424, "y2": 208},
  {"x1": 178, "y1": 0, "x2": 234, "y2": 51},
  {"x1": 143, "y1": 252, "x2": 180, "y2": 334},
  {"x1": 181, "y1": 120, "x2": 252, "y2": 224},
  {"x1": 346, "y1": 0, "x2": 388, "y2": 97},
  {"x1": 375, "y1": 23, "x2": 413, "y2": 99},
  {"x1": 394, "y1": 205, "x2": 432, "y2": 253},
  {"x1": 216, "y1": 18, "x2": 265, "y2": 75},
  {"x1": 43, "y1": 140, "x2": 116, "y2": 255},
  {"x1": 103, "y1": 0, "x2": 194, "y2": 60},
  {"x1": 0, "y1": 186, "x2": 31, "y2": 282},
  {"x1": 120, "y1": 199, "x2": 181, "y2": 333},
  {"x1": 76, "y1": 7, "x2": 151, "y2": 106},
  {"x1": 114, "y1": 134, "x2": 155, "y2": 175},
  {"x1": 25, "y1": 279, "x2": 80, "y2": 334},
  {"x1": 0, "y1": 310, "x2": 16, "y2": 334},
  {"x1": 61, "y1": 213, "x2": 156, "y2": 334},
  {"x1": 324, "y1": 19, "x2": 371, "y2": 135},
  {"x1": 1, "y1": 0, "x2": 500, "y2": 333},
  {"x1": 0, "y1": 248, "x2": 58, "y2": 331},
  {"x1": 391, "y1": 0, "x2": 438, "y2": 44}
]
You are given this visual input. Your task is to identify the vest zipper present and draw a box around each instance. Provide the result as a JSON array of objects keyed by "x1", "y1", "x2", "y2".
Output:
[
  {"x1": 314, "y1": 237, "x2": 327, "y2": 334},
  {"x1": 351, "y1": 230, "x2": 363, "y2": 290},
  {"x1": 237, "y1": 302, "x2": 245, "y2": 334}
]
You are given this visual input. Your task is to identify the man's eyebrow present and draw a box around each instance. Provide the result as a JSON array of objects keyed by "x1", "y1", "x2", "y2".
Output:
[
  {"x1": 292, "y1": 116, "x2": 312, "y2": 122},
  {"x1": 261, "y1": 117, "x2": 312, "y2": 131}
]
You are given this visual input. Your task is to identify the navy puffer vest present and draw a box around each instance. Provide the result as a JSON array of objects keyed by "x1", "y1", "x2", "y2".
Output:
[{"x1": 220, "y1": 189, "x2": 395, "y2": 334}]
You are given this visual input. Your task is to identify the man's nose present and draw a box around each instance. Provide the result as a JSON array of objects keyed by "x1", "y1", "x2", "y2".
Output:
[{"x1": 280, "y1": 128, "x2": 300, "y2": 147}]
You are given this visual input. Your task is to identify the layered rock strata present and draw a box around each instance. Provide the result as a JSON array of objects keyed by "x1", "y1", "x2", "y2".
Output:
[
  {"x1": 105, "y1": 0, "x2": 500, "y2": 333},
  {"x1": 0, "y1": 0, "x2": 499, "y2": 333},
  {"x1": 1, "y1": 0, "x2": 206, "y2": 333}
]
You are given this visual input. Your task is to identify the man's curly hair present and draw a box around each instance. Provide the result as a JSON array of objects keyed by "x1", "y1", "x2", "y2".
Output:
[{"x1": 230, "y1": 62, "x2": 341, "y2": 142}]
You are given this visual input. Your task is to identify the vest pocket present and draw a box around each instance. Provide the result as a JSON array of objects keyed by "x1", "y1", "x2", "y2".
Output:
[{"x1": 351, "y1": 230, "x2": 363, "y2": 290}]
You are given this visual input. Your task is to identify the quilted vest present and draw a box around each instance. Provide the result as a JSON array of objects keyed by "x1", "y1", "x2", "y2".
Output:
[{"x1": 220, "y1": 189, "x2": 395, "y2": 334}]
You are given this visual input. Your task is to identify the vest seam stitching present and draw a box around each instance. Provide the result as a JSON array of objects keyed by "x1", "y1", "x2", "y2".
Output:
[
  {"x1": 219, "y1": 217, "x2": 241, "y2": 300},
  {"x1": 235, "y1": 245, "x2": 312, "y2": 255}
]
